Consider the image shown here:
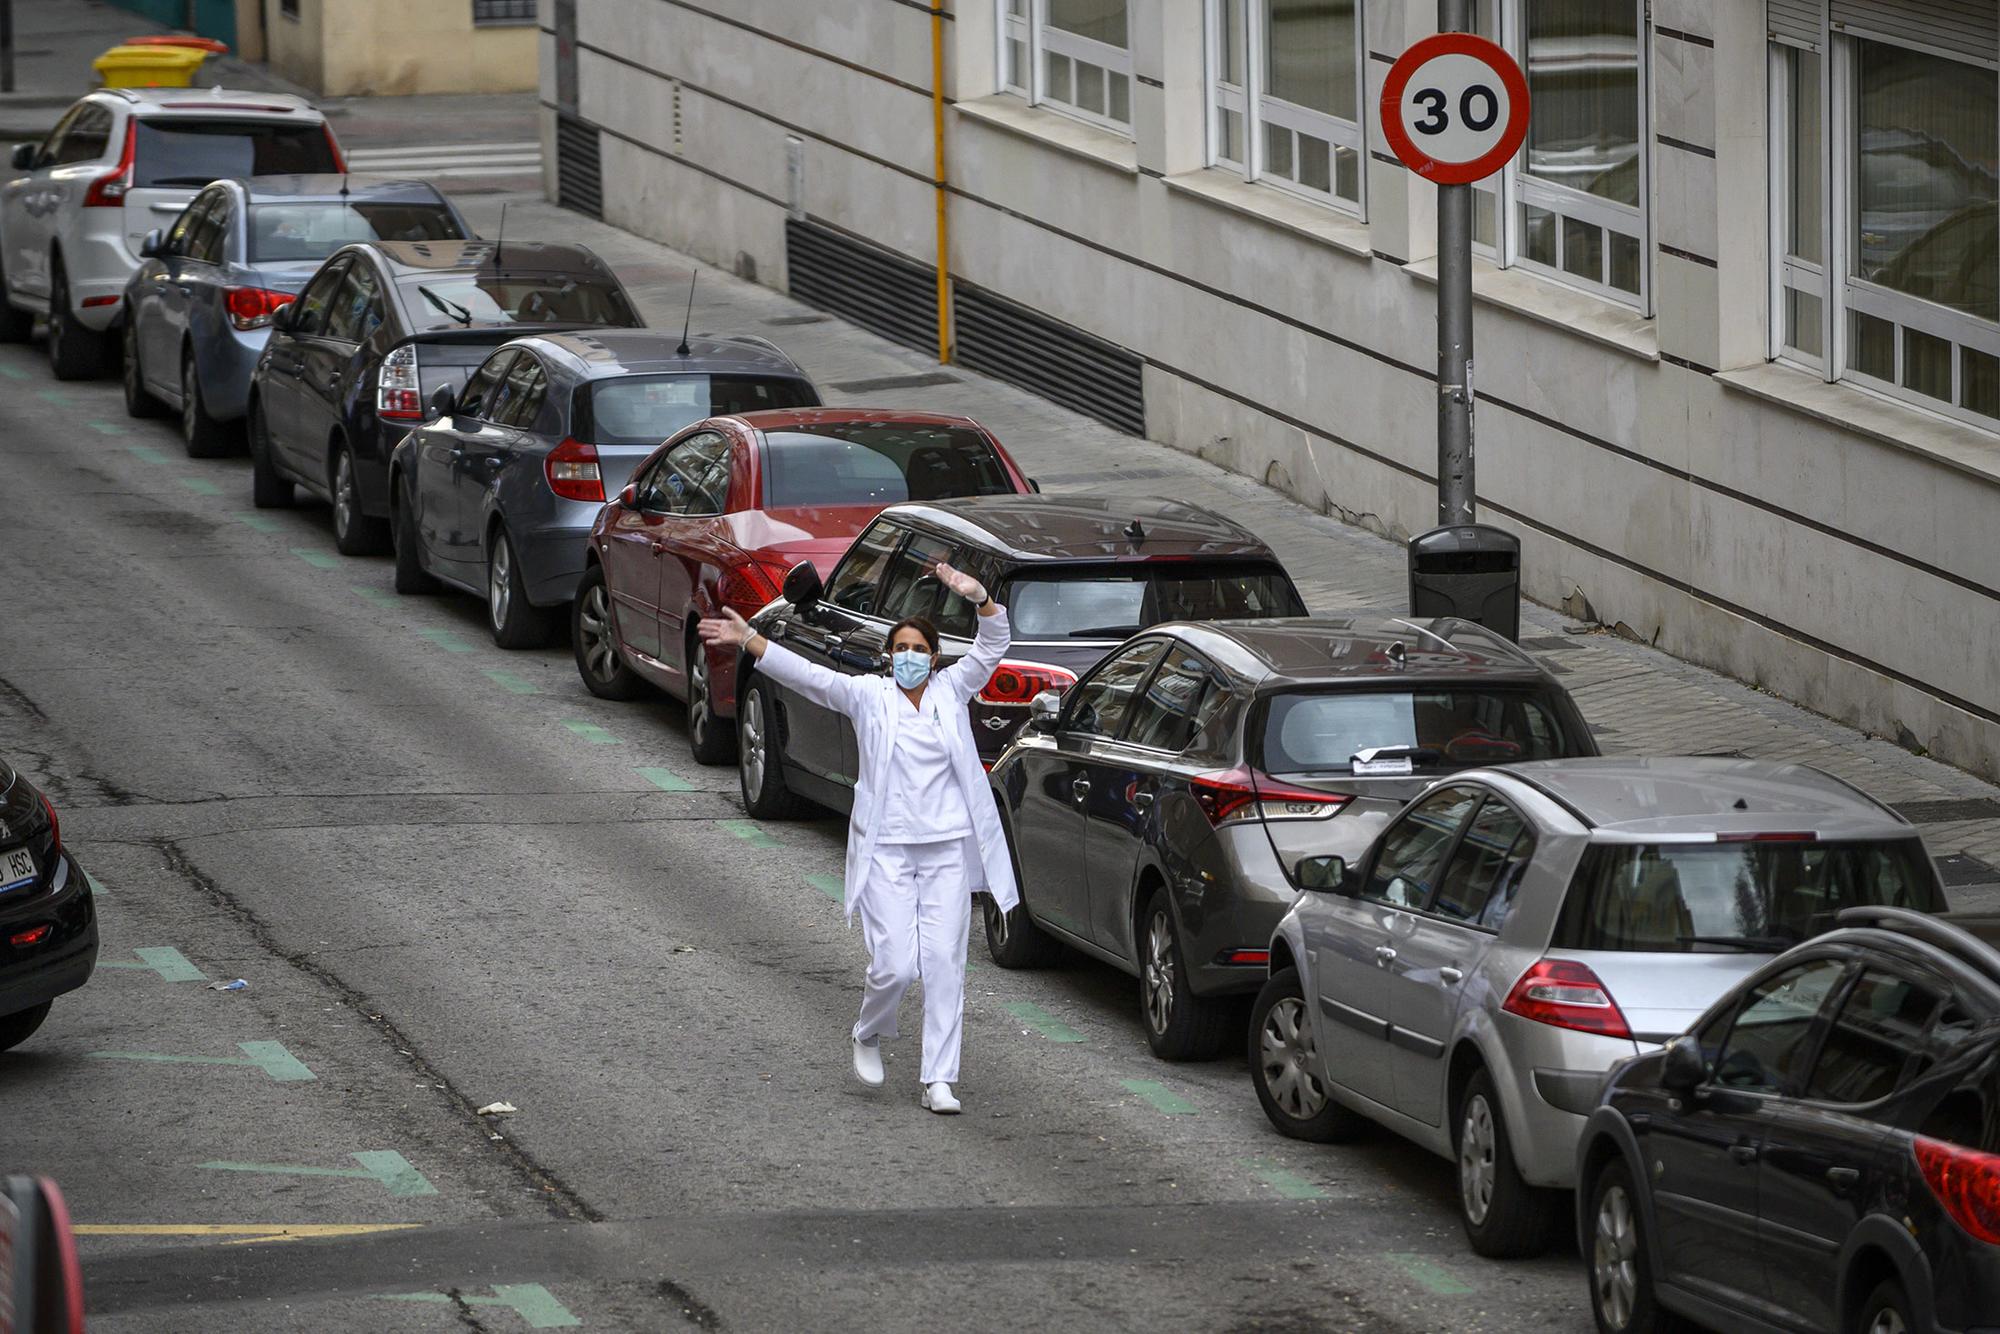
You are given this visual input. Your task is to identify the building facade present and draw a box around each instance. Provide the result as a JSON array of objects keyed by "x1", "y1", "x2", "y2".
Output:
[
  {"x1": 540, "y1": 0, "x2": 2000, "y2": 779},
  {"x1": 260, "y1": 0, "x2": 538, "y2": 96}
]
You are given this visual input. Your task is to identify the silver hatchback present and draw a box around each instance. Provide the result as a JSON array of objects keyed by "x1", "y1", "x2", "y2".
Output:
[{"x1": 1251, "y1": 757, "x2": 1948, "y2": 1258}]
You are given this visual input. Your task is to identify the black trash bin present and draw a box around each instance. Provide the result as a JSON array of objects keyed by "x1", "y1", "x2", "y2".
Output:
[{"x1": 1408, "y1": 524, "x2": 1521, "y2": 642}]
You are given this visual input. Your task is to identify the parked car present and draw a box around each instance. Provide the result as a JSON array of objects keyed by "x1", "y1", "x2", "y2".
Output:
[
  {"x1": 393, "y1": 330, "x2": 820, "y2": 648},
  {"x1": 1576, "y1": 906, "x2": 2000, "y2": 1334},
  {"x1": 987, "y1": 615, "x2": 1597, "y2": 1060},
  {"x1": 736, "y1": 494, "x2": 1306, "y2": 819},
  {"x1": 579, "y1": 410, "x2": 1033, "y2": 762},
  {"x1": 0, "y1": 87, "x2": 343, "y2": 378},
  {"x1": 247, "y1": 238, "x2": 643, "y2": 554},
  {"x1": 0, "y1": 759, "x2": 98, "y2": 1052},
  {"x1": 121, "y1": 174, "x2": 469, "y2": 456},
  {"x1": 1250, "y1": 757, "x2": 1949, "y2": 1259}
]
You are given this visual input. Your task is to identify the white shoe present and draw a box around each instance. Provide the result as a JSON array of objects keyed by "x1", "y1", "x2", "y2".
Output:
[
  {"x1": 921, "y1": 1081, "x2": 960, "y2": 1115},
  {"x1": 851, "y1": 1037, "x2": 884, "y2": 1087}
]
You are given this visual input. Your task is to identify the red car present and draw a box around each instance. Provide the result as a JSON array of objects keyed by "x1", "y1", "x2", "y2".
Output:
[{"x1": 571, "y1": 408, "x2": 1035, "y2": 762}]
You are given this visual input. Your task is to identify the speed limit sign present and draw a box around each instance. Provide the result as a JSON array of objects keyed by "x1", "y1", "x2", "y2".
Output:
[{"x1": 1379, "y1": 33, "x2": 1530, "y2": 185}]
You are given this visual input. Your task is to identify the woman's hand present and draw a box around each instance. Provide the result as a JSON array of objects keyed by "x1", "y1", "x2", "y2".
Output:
[
  {"x1": 935, "y1": 561, "x2": 988, "y2": 607},
  {"x1": 696, "y1": 607, "x2": 763, "y2": 656}
]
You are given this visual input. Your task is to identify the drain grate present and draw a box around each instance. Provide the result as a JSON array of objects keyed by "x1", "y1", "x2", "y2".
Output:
[
  {"x1": 1936, "y1": 852, "x2": 2000, "y2": 887},
  {"x1": 829, "y1": 372, "x2": 961, "y2": 392},
  {"x1": 1893, "y1": 797, "x2": 2000, "y2": 824}
]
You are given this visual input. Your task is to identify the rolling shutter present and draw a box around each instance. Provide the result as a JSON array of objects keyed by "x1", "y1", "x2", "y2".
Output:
[
  {"x1": 1830, "y1": 0, "x2": 1999, "y2": 65},
  {"x1": 953, "y1": 280, "x2": 1146, "y2": 436},
  {"x1": 784, "y1": 219, "x2": 937, "y2": 354},
  {"x1": 1770, "y1": 0, "x2": 1824, "y2": 48}
]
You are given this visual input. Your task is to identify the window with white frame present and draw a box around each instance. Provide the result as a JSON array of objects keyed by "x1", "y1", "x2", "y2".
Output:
[
  {"x1": 1775, "y1": 32, "x2": 2000, "y2": 428},
  {"x1": 999, "y1": 0, "x2": 1133, "y2": 133},
  {"x1": 1206, "y1": 0, "x2": 1366, "y2": 215}
]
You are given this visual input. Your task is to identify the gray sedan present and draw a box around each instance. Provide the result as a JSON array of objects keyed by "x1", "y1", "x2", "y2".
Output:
[
  {"x1": 388, "y1": 329, "x2": 820, "y2": 647},
  {"x1": 120, "y1": 174, "x2": 470, "y2": 456}
]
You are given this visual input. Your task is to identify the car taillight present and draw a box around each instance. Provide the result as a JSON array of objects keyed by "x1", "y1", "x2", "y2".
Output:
[
  {"x1": 39, "y1": 792, "x2": 59, "y2": 855},
  {"x1": 977, "y1": 659, "x2": 1078, "y2": 705},
  {"x1": 1189, "y1": 765, "x2": 1350, "y2": 827},
  {"x1": 544, "y1": 437, "x2": 604, "y2": 503},
  {"x1": 1915, "y1": 1136, "x2": 2000, "y2": 1245},
  {"x1": 1501, "y1": 960, "x2": 1632, "y2": 1040},
  {"x1": 377, "y1": 343, "x2": 423, "y2": 421},
  {"x1": 323, "y1": 125, "x2": 347, "y2": 172},
  {"x1": 225, "y1": 286, "x2": 296, "y2": 331},
  {"x1": 717, "y1": 560, "x2": 785, "y2": 615},
  {"x1": 82, "y1": 121, "x2": 136, "y2": 207}
]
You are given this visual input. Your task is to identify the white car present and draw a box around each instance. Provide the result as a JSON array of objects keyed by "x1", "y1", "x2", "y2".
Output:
[{"x1": 0, "y1": 87, "x2": 342, "y2": 379}]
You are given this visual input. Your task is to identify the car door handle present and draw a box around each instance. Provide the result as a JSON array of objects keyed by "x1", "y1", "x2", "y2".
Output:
[
  {"x1": 1131, "y1": 789, "x2": 1154, "y2": 809},
  {"x1": 1071, "y1": 776, "x2": 1091, "y2": 799},
  {"x1": 1825, "y1": 1167, "x2": 1860, "y2": 1194},
  {"x1": 1729, "y1": 1144, "x2": 1758, "y2": 1165},
  {"x1": 1439, "y1": 966, "x2": 1463, "y2": 984},
  {"x1": 1374, "y1": 945, "x2": 1397, "y2": 963}
]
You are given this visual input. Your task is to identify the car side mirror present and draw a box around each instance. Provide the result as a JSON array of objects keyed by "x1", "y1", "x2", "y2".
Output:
[
  {"x1": 1296, "y1": 854, "x2": 1351, "y2": 893},
  {"x1": 1027, "y1": 689, "x2": 1062, "y2": 733},
  {"x1": 138, "y1": 228, "x2": 165, "y2": 259},
  {"x1": 270, "y1": 301, "x2": 297, "y2": 332},
  {"x1": 427, "y1": 384, "x2": 456, "y2": 421},
  {"x1": 9, "y1": 143, "x2": 34, "y2": 171},
  {"x1": 1660, "y1": 1035, "x2": 1707, "y2": 1093},
  {"x1": 782, "y1": 560, "x2": 822, "y2": 609},
  {"x1": 618, "y1": 482, "x2": 639, "y2": 507},
  {"x1": 1028, "y1": 478, "x2": 1042, "y2": 494}
]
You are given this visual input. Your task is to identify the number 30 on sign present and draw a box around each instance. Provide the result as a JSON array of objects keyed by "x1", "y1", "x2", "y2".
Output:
[{"x1": 1379, "y1": 33, "x2": 1530, "y2": 185}]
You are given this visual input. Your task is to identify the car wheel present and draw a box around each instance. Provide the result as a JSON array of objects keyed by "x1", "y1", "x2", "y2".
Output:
[
  {"x1": 179, "y1": 347, "x2": 233, "y2": 458},
  {"x1": 685, "y1": 629, "x2": 736, "y2": 765},
  {"x1": 736, "y1": 676, "x2": 809, "y2": 820},
  {"x1": 121, "y1": 319, "x2": 164, "y2": 417},
  {"x1": 390, "y1": 474, "x2": 439, "y2": 595},
  {"x1": 1250, "y1": 967, "x2": 1367, "y2": 1141},
  {"x1": 486, "y1": 525, "x2": 557, "y2": 648},
  {"x1": 1587, "y1": 1157, "x2": 1691, "y2": 1334},
  {"x1": 1139, "y1": 891, "x2": 1231, "y2": 1061},
  {"x1": 0, "y1": 249, "x2": 30, "y2": 342},
  {"x1": 982, "y1": 819, "x2": 1064, "y2": 967},
  {"x1": 249, "y1": 397, "x2": 294, "y2": 509},
  {"x1": 330, "y1": 444, "x2": 389, "y2": 556},
  {"x1": 46, "y1": 265, "x2": 107, "y2": 381},
  {"x1": 0, "y1": 1001, "x2": 52, "y2": 1053},
  {"x1": 571, "y1": 564, "x2": 644, "y2": 700},
  {"x1": 1457, "y1": 1066, "x2": 1562, "y2": 1258},
  {"x1": 1855, "y1": 1279, "x2": 1915, "y2": 1334}
]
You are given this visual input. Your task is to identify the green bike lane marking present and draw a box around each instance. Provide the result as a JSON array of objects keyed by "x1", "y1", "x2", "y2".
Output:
[
  {"x1": 84, "y1": 871, "x2": 108, "y2": 897},
  {"x1": 381, "y1": 1284, "x2": 580, "y2": 1328},
  {"x1": 36, "y1": 388, "x2": 72, "y2": 406},
  {"x1": 637, "y1": 765, "x2": 692, "y2": 791},
  {"x1": 1003, "y1": 1001, "x2": 1083, "y2": 1043},
  {"x1": 178, "y1": 477, "x2": 222, "y2": 496},
  {"x1": 87, "y1": 419, "x2": 126, "y2": 434},
  {"x1": 127, "y1": 444, "x2": 172, "y2": 464},
  {"x1": 562, "y1": 719, "x2": 618, "y2": 744},
  {"x1": 1242, "y1": 1159, "x2": 1326, "y2": 1201},
  {"x1": 483, "y1": 668, "x2": 539, "y2": 695},
  {"x1": 418, "y1": 627, "x2": 477, "y2": 653},
  {"x1": 198, "y1": 1149, "x2": 437, "y2": 1198},
  {"x1": 1120, "y1": 1078, "x2": 1197, "y2": 1115},
  {"x1": 97, "y1": 946, "x2": 208, "y2": 983},
  {"x1": 0, "y1": 363, "x2": 24, "y2": 379},
  {"x1": 232, "y1": 511, "x2": 281, "y2": 534},
  {"x1": 806, "y1": 873, "x2": 844, "y2": 902},
  {"x1": 351, "y1": 585, "x2": 399, "y2": 609},
  {"x1": 90, "y1": 1040, "x2": 315, "y2": 1082},
  {"x1": 291, "y1": 547, "x2": 339, "y2": 570},
  {"x1": 718, "y1": 819, "x2": 778, "y2": 849},
  {"x1": 1382, "y1": 1252, "x2": 1476, "y2": 1296}
]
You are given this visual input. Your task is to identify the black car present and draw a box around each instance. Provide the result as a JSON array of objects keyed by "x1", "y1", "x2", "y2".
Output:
[
  {"x1": 736, "y1": 494, "x2": 1306, "y2": 820},
  {"x1": 0, "y1": 760, "x2": 97, "y2": 1052},
  {"x1": 247, "y1": 238, "x2": 643, "y2": 554},
  {"x1": 1576, "y1": 906, "x2": 2000, "y2": 1334},
  {"x1": 988, "y1": 615, "x2": 1598, "y2": 1059}
]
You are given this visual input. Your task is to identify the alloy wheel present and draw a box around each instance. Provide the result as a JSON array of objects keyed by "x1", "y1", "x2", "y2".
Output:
[
  {"x1": 1869, "y1": 1310, "x2": 1908, "y2": 1334},
  {"x1": 333, "y1": 452, "x2": 355, "y2": 542},
  {"x1": 1459, "y1": 1092, "x2": 1497, "y2": 1226},
  {"x1": 180, "y1": 357, "x2": 198, "y2": 443},
  {"x1": 489, "y1": 535, "x2": 512, "y2": 631},
  {"x1": 984, "y1": 894, "x2": 1010, "y2": 949},
  {"x1": 123, "y1": 324, "x2": 142, "y2": 401},
  {"x1": 740, "y1": 689, "x2": 767, "y2": 801},
  {"x1": 1591, "y1": 1182, "x2": 1639, "y2": 1330},
  {"x1": 1143, "y1": 910, "x2": 1175, "y2": 1034},
  {"x1": 687, "y1": 638, "x2": 711, "y2": 743},
  {"x1": 1258, "y1": 995, "x2": 1327, "y2": 1120},
  {"x1": 46, "y1": 273, "x2": 65, "y2": 363},
  {"x1": 578, "y1": 583, "x2": 619, "y2": 682}
]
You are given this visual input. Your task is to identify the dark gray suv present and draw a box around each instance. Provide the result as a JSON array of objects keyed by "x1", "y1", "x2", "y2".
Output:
[{"x1": 987, "y1": 615, "x2": 1597, "y2": 1060}]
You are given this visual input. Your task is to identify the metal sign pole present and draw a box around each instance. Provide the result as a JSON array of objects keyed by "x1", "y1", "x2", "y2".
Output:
[
  {"x1": 1436, "y1": 0, "x2": 1475, "y2": 527},
  {"x1": 1, "y1": 0, "x2": 15, "y2": 96}
]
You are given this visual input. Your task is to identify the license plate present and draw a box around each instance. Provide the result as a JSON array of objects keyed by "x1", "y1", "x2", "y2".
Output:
[{"x1": 0, "y1": 846, "x2": 34, "y2": 890}]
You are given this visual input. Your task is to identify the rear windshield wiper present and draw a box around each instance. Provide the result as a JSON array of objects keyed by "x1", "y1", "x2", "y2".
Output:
[
  {"x1": 417, "y1": 285, "x2": 472, "y2": 326},
  {"x1": 144, "y1": 175, "x2": 223, "y2": 186},
  {"x1": 1064, "y1": 625, "x2": 1140, "y2": 639},
  {"x1": 1678, "y1": 934, "x2": 1802, "y2": 952}
]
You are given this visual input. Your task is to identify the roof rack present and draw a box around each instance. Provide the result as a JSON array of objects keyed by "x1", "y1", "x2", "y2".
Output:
[{"x1": 1835, "y1": 905, "x2": 2000, "y2": 977}]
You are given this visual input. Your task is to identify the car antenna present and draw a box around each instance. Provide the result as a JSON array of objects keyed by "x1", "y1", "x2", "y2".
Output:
[
  {"x1": 676, "y1": 271, "x2": 697, "y2": 356},
  {"x1": 494, "y1": 202, "x2": 508, "y2": 263},
  {"x1": 1123, "y1": 518, "x2": 1146, "y2": 544},
  {"x1": 338, "y1": 172, "x2": 348, "y2": 200},
  {"x1": 1388, "y1": 641, "x2": 1407, "y2": 669}
]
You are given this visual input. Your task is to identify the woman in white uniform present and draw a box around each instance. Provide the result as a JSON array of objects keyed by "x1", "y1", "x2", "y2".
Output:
[{"x1": 697, "y1": 562, "x2": 1017, "y2": 1114}]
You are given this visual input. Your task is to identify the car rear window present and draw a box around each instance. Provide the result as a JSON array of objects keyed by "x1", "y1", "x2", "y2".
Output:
[
  {"x1": 397, "y1": 274, "x2": 638, "y2": 328},
  {"x1": 584, "y1": 376, "x2": 817, "y2": 446},
  {"x1": 247, "y1": 201, "x2": 462, "y2": 262},
  {"x1": 133, "y1": 118, "x2": 338, "y2": 187},
  {"x1": 759, "y1": 425, "x2": 1014, "y2": 508},
  {"x1": 1254, "y1": 688, "x2": 1582, "y2": 775},
  {"x1": 1553, "y1": 839, "x2": 1946, "y2": 953},
  {"x1": 1002, "y1": 562, "x2": 1303, "y2": 641}
]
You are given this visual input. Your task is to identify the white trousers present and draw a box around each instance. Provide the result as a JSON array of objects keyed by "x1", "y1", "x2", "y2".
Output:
[{"x1": 852, "y1": 839, "x2": 971, "y2": 1085}]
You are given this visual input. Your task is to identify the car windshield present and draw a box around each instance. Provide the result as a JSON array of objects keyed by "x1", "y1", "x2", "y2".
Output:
[
  {"x1": 132, "y1": 119, "x2": 338, "y2": 187},
  {"x1": 394, "y1": 274, "x2": 637, "y2": 328},
  {"x1": 1255, "y1": 688, "x2": 1582, "y2": 773},
  {"x1": 1003, "y1": 563, "x2": 1303, "y2": 641},
  {"x1": 584, "y1": 376, "x2": 817, "y2": 446},
  {"x1": 1555, "y1": 840, "x2": 1946, "y2": 953},
  {"x1": 759, "y1": 425, "x2": 1014, "y2": 507},
  {"x1": 246, "y1": 201, "x2": 462, "y2": 262}
]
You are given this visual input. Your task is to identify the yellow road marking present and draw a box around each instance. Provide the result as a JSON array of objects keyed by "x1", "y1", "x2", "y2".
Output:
[{"x1": 75, "y1": 1223, "x2": 422, "y2": 1247}]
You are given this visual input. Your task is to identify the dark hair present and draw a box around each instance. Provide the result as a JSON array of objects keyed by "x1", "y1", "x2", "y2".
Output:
[{"x1": 887, "y1": 615, "x2": 940, "y2": 654}]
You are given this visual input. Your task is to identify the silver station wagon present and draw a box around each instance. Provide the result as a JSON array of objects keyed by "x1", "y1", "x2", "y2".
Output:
[{"x1": 1250, "y1": 757, "x2": 1948, "y2": 1259}]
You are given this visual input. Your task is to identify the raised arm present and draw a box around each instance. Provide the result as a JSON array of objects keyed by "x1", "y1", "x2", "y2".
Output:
[
  {"x1": 696, "y1": 608, "x2": 869, "y2": 717},
  {"x1": 933, "y1": 563, "x2": 1010, "y2": 706}
]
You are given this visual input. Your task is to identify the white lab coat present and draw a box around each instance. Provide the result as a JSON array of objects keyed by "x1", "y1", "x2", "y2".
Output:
[{"x1": 754, "y1": 607, "x2": 1020, "y2": 923}]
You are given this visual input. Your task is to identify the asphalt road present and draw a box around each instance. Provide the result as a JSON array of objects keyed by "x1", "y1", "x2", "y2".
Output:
[{"x1": 0, "y1": 343, "x2": 1597, "y2": 1331}]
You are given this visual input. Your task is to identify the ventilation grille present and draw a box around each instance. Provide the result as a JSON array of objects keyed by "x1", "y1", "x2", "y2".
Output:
[
  {"x1": 954, "y1": 281, "x2": 1145, "y2": 436},
  {"x1": 1770, "y1": 0, "x2": 1822, "y2": 46},
  {"x1": 1830, "y1": 0, "x2": 1998, "y2": 65},
  {"x1": 555, "y1": 114, "x2": 602, "y2": 219},
  {"x1": 785, "y1": 219, "x2": 936, "y2": 354}
]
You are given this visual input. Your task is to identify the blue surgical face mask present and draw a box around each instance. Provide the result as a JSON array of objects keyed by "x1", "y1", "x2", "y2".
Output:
[{"x1": 892, "y1": 648, "x2": 933, "y2": 689}]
